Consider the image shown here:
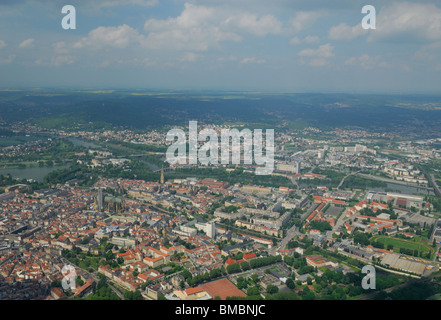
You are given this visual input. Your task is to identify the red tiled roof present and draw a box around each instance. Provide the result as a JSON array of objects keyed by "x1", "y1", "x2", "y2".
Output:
[
  {"x1": 184, "y1": 286, "x2": 204, "y2": 296},
  {"x1": 243, "y1": 253, "x2": 257, "y2": 260}
]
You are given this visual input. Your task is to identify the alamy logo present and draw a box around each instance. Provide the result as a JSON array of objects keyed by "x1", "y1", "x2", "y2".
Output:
[
  {"x1": 361, "y1": 5, "x2": 376, "y2": 30},
  {"x1": 166, "y1": 121, "x2": 274, "y2": 175},
  {"x1": 361, "y1": 265, "x2": 376, "y2": 290},
  {"x1": 61, "y1": 264, "x2": 77, "y2": 290},
  {"x1": 61, "y1": 5, "x2": 76, "y2": 30}
]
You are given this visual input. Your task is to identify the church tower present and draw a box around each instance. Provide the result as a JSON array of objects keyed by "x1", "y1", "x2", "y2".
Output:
[{"x1": 160, "y1": 166, "x2": 165, "y2": 184}]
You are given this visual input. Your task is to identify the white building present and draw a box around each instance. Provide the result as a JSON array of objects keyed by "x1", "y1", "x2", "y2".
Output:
[{"x1": 195, "y1": 221, "x2": 216, "y2": 238}]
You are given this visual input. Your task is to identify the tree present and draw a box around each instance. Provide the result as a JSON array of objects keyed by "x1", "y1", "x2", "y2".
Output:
[
  {"x1": 76, "y1": 276, "x2": 85, "y2": 287},
  {"x1": 181, "y1": 269, "x2": 192, "y2": 280},
  {"x1": 240, "y1": 261, "x2": 250, "y2": 271},
  {"x1": 237, "y1": 277, "x2": 247, "y2": 290},
  {"x1": 353, "y1": 232, "x2": 370, "y2": 246},
  {"x1": 227, "y1": 263, "x2": 241, "y2": 274},
  {"x1": 247, "y1": 286, "x2": 260, "y2": 296},
  {"x1": 286, "y1": 278, "x2": 295, "y2": 290},
  {"x1": 301, "y1": 287, "x2": 316, "y2": 300},
  {"x1": 266, "y1": 285, "x2": 279, "y2": 295}
]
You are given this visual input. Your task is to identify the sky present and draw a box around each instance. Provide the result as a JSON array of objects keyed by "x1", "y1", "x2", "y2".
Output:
[{"x1": 1, "y1": 0, "x2": 441, "y2": 93}]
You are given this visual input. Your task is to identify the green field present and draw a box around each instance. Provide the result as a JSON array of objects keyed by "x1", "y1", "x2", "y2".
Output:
[
  {"x1": 0, "y1": 135, "x2": 42, "y2": 147},
  {"x1": 372, "y1": 235, "x2": 434, "y2": 256}
]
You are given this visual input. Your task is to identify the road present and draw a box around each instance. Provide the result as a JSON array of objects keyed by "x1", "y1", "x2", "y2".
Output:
[
  {"x1": 277, "y1": 224, "x2": 300, "y2": 253},
  {"x1": 108, "y1": 282, "x2": 126, "y2": 300},
  {"x1": 337, "y1": 170, "x2": 360, "y2": 190},
  {"x1": 355, "y1": 173, "x2": 432, "y2": 191},
  {"x1": 430, "y1": 174, "x2": 441, "y2": 197},
  {"x1": 273, "y1": 200, "x2": 316, "y2": 254},
  {"x1": 149, "y1": 204, "x2": 173, "y2": 214},
  {"x1": 287, "y1": 175, "x2": 300, "y2": 189}
]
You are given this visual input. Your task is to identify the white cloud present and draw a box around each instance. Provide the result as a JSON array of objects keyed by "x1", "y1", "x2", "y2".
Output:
[
  {"x1": 74, "y1": 24, "x2": 143, "y2": 49},
  {"x1": 328, "y1": 23, "x2": 368, "y2": 41},
  {"x1": 413, "y1": 41, "x2": 441, "y2": 61},
  {"x1": 145, "y1": 3, "x2": 216, "y2": 31},
  {"x1": 290, "y1": 35, "x2": 319, "y2": 45},
  {"x1": 299, "y1": 43, "x2": 334, "y2": 58},
  {"x1": 51, "y1": 55, "x2": 75, "y2": 67},
  {"x1": 0, "y1": 54, "x2": 15, "y2": 65},
  {"x1": 368, "y1": 2, "x2": 441, "y2": 43},
  {"x1": 290, "y1": 11, "x2": 327, "y2": 33},
  {"x1": 290, "y1": 37, "x2": 302, "y2": 45},
  {"x1": 99, "y1": 0, "x2": 158, "y2": 7},
  {"x1": 309, "y1": 58, "x2": 327, "y2": 67},
  {"x1": 18, "y1": 38, "x2": 35, "y2": 49},
  {"x1": 304, "y1": 35, "x2": 320, "y2": 44},
  {"x1": 298, "y1": 43, "x2": 334, "y2": 67},
  {"x1": 179, "y1": 52, "x2": 201, "y2": 62},
  {"x1": 225, "y1": 13, "x2": 283, "y2": 36},
  {"x1": 345, "y1": 54, "x2": 384, "y2": 70},
  {"x1": 142, "y1": 3, "x2": 287, "y2": 52},
  {"x1": 217, "y1": 55, "x2": 238, "y2": 62},
  {"x1": 100, "y1": 60, "x2": 111, "y2": 67},
  {"x1": 0, "y1": 40, "x2": 6, "y2": 49},
  {"x1": 240, "y1": 57, "x2": 266, "y2": 64},
  {"x1": 143, "y1": 3, "x2": 242, "y2": 51},
  {"x1": 34, "y1": 55, "x2": 75, "y2": 67},
  {"x1": 53, "y1": 41, "x2": 69, "y2": 54}
]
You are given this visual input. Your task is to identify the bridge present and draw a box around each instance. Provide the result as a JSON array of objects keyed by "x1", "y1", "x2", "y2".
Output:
[
  {"x1": 116, "y1": 152, "x2": 164, "y2": 158},
  {"x1": 430, "y1": 174, "x2": 441, "y2": 197}
]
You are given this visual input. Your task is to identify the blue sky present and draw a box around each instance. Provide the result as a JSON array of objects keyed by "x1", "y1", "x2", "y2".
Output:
[{"x1": 1, "y1": 0, "x2": 441, "y2": 93}]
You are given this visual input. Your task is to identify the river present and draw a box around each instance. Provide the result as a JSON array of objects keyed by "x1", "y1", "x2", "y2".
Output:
[
  {"x1": 67, "y1": 137, "x2": 101, "y2": 149},
  {"x1": 0, "y1": 164, "x2": 70, "y2": 183}
]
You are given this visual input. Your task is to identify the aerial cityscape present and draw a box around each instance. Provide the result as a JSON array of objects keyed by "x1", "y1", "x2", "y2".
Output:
[
  {"x1": 1, "y1": 0, "x2": 441, "y2": 307},
  {"x1": 1, "y1": 91, "x2": 441, "y2": 303}
]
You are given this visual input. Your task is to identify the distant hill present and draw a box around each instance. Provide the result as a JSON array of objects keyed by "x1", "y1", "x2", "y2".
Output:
[{"x1": 1, "y1": 90, "x2": 441, "y2": 135}]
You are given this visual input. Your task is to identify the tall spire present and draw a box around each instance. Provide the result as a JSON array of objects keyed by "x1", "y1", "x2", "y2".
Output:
[{"x1": 160, "y1": 166, "x2": 165, "y2": 184}]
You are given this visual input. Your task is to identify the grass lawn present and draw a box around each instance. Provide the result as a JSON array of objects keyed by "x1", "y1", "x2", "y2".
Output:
[{"x1": 372, "y1": 235, "x2": 435, "y2": 256}]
